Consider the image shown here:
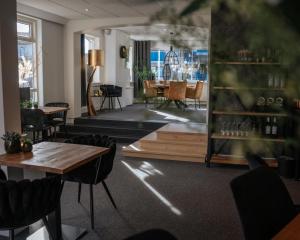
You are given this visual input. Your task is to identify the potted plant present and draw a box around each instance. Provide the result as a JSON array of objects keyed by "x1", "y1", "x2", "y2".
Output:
[{"x1": 1, "y1": 132, "x2": 22, "y2": 154}]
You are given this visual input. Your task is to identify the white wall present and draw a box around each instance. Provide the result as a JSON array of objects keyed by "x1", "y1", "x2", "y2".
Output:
[
  {"x1": 94, "y1": 29, "x2": 132, "y2": 110},
  {"x1": 64, "y1": 17, "x2": 149, "y2": 119},
  {"x1": 41, "y1": 20, "x2": 65, "y2": 104}
]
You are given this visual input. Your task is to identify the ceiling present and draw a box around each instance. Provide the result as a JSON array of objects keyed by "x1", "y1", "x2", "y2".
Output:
[{"x1": 17, "y1": 0, "x2": 194, "y2": 20}]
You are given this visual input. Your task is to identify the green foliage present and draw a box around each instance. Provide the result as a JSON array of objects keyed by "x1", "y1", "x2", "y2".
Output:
[{"x1": 1, "y1": 132, "x2": 21, "y2": 142}]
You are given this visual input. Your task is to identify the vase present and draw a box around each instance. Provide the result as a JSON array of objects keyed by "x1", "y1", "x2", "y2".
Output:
[
  {"x1": 4, "y1": 140, "x2": 21, "y2": 154},
  {"x1": 22, "y1": 142, "x2": 33, "y2": 153}
]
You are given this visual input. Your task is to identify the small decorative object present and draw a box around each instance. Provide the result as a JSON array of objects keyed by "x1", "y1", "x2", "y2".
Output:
[
  {"x1": 20, "y1": 134, "x2": 33, "y2": 153},
  {"x1": 120, "y1": 46, "x2": 127, "y2": 59},
  {"x1": 33, "y1": 102, "x2": 38, "y2": 109},
  {"x1": 1, "y1": 132, "x2": 22, "y2": 154},
  {"x1": 21, "y1": 139, "x2": 33, "y2": 153}
]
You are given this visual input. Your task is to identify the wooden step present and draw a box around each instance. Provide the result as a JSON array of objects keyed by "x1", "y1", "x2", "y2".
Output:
[
  {"x1": 122, "y1": 142, "x2": 206, "y2": 163},
  {"x1": 156, "y1": 123, "x2": 207, "y2": 142},
  {"x1": 139, "y1": 132, "x2": 207, "y2": 154}
]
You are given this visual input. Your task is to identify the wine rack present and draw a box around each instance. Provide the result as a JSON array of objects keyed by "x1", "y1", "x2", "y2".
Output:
[{"x1": 207, "y1": 5, "x2": 292, "y2": 167}]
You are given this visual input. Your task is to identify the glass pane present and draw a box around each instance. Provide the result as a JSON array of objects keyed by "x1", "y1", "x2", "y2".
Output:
[
  {"x1": 17, "y1": 21, "x2": 32, "y2": 38},
  {"x1": 18, "y1": 41, "x2": 35, "y2": 89}
]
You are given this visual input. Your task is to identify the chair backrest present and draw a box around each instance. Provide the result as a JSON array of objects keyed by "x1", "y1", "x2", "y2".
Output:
[
  {"x1": 230, "y1": 167, "x2": 297, "y2": 240},
  {"x1": 144, "y1": 80, "x2": 157, "y2": 97},
  {"x1": 100, "y1": 85, "x2": 122, "y2": 97},
  {"x1": 194, "y1": 81, "x2": 204, "y2": 99},
  {"x1": 0, "y1": 169, "x2": 6, "y2": 181},
  {"x1": 45, "y1": 102, "x2": 69, "y2": 121},
  {"x1": 0, "y1": 176, "x2": 62, "y2": 230},
  {"x1": 64, "y1": 135, "x2": 116, "y2": 184},
  {"x1": 168, "y1": 81, "x2": 187, "y2": 100},
  {"x1": 245, "y1": 152, "x2": 268, "y2": 170},
  {"x1": 21, "y1": 108, "x2": 45, "y2": 130}
]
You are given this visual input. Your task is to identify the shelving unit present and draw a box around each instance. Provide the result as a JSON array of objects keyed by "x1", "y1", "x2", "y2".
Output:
[{"x1": 207, "y1": 5, "x2": 292, "y2": 167}]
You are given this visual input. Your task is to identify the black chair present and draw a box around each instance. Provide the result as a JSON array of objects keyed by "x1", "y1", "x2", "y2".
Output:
[
  {"x1": 124, "y1": 229, "x2": 177, "y2": 240},
  {"x1": 0, "y1": 174, "x2": 63, "y2": 240},
  {"x1": 230, "y1": 167, "x2": 298, "y2": 240},
  {"x1": 21, "y1": 108, "x2": 52, "y2": 143},
  {"x1": 245, "y1": 152, "x2": 268, "y2": 170},
  {"x1": 45, "y1": 102, "x2": 69, "y2": 139},
  {"x1": 100, "y1": 85, "x2": 123, "y2": 111},
  {"x1": 63, "y1": 135, "x2": 117, "y2": 229},
  {"x1": 0, "y1": 168, "x2": 7, "y2": 181}
]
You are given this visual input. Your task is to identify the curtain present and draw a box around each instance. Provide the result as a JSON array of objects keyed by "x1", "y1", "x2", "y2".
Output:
[
  {"x1": 80, "y1": 34, "x2": 87, "y2": 107},
  {"x1": 133, "y1": 41, "x2": 151, "y2": 98}
]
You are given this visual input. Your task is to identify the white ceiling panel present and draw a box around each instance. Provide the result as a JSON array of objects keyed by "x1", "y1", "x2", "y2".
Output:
[{"x1": 17, "y1": 0, "x2": 199, "y2": 20}]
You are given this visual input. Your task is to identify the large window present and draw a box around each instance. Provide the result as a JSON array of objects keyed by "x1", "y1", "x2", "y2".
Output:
[
  {"x1": 151, "y1": 48, "x2": 208, "y2": 83},
  {"x1": 17, "y1": 16, "x2": 38, "y2": 101}
]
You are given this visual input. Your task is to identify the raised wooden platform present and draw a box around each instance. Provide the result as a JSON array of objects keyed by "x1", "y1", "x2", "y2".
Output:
[{"x1": 122, "y1": 123, "x2": 208, "y2": 163}]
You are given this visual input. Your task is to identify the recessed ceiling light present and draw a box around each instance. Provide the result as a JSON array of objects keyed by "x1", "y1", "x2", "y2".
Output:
[{"x1": 85, "y1": 8, "x2": 89, "y2": 12}]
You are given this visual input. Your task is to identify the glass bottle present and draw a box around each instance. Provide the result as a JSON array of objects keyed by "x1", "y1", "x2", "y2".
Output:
[
  {"x1": 271, "y1": 117, "x2": 278, "y2": 136},
  {"x1": 265, "y1": 117, "x2": 271, "y2": 136}
]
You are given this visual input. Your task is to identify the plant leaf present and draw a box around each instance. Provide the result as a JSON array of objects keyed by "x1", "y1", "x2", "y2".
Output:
[{"x1": 180, "y1": 0, "x2": 209, "y2": 17}]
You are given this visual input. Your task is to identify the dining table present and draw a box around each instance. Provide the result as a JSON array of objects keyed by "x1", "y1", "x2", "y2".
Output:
[
  {"x1": 38, "y1": 106, "x2": 69, "y2": 115},
  {"x1": 272, "y1": 213, "x2": 300, "y2": 240},
  {"x1": 0, "y1": 141, "x2": 109, "y2": 240}
]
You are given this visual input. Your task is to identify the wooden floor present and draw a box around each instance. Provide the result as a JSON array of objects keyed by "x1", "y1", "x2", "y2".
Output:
[{"x1": 122, "y1": 123, "x2": 208, "y2": 163}]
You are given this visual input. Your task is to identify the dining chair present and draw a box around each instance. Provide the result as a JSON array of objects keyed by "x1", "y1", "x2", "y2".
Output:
[
  {"x1": 144, "y1": 80, "x2": 158, "y2": 107},
  {"x1": 21, "y1": 108, "x2": 52, "y2": 143},
  {"x1": 45, "y1": 102, "x2": 69, "y2": 139},
  {"x1": 100, "y1": 85, "x2": 123, "y2": 111},
  {"x1": 230, "y1": 167, "x2": 298, "y2": 240},
  {"x1": 163, "y1": 81, "x2": 187, "y2": 109},
  {"x1": 245, "y1": 152, "x2": 268, "y2": 170},
  {"x1": 185, "y1": 81, "x2": 204, "y2": 108},
  {"x1": 0, "y1": 168, "x2": 6, "y2": 181},
  {"x1": 124, "y1": 229, "x2": 177, "y2": 240},
  {"x1": 0, "y1": 175, "x2": 63, "y2": 240},
  {"x1": 63, "y1": 134, "x2": 117, "y2": 229}
]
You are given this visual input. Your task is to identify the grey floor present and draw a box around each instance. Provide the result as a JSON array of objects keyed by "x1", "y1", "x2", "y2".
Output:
[
  {"x1": 87, "y1": 103, "x2": 207, "y2": 123},
  {"x1": 60, "y1": 145, "x2": 300, "y2": 240}
]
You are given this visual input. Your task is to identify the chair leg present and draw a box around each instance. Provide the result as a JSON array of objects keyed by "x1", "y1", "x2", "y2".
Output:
[
  {"x1": 117, "y1": 97, "x2": 122, "y2": 111},
  {"x1": 9, "y1": 229, "x2": 14, "y2": 240},
  {"x1": 43, "y1": 217, "x2": 55, "y2": 240},
  {"x1": 102, "y1": 181, "x2": 117, "y2": 209},
  {"x1": 78, "y1": 183, "x2": 81, "y2": 203},
  {"x1": 89, "y1": 184, "x2": 95, "y2": 229},
  {"x1": 198, "y1": 99, "x2": 201, "y2": 109},
  {"x1": 100, "y1": 96, "x2": 106, "y2": 110},
  {"x1": 194, "y1": 99, "x2": 197, "y2": 109}
]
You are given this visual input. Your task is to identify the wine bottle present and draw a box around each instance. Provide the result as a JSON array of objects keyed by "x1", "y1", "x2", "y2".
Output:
[
  {"x1": 271, "y1": 117, "x2": 278, "y2": 136},
  {"x1": 265, "y1": 117, "x2": 271, "y2": 136}
]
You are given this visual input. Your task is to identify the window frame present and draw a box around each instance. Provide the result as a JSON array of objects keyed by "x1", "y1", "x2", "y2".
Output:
[{"x1": 17, "y1": 15, "x2": 39, "y2": 102}]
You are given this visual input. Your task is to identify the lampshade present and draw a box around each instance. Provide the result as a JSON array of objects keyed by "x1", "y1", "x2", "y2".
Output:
[{"x1": 88, "y1": 49, "x2": 104, "y2": 67}]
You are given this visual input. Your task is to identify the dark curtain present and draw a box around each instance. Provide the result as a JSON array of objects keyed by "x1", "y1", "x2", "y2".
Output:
[
  {"x1": 133, "y1": 41, "x2": 151, "y2": 98},
  {"x1": 80, "y1": 34, "x2": 87, "y2": 107}
]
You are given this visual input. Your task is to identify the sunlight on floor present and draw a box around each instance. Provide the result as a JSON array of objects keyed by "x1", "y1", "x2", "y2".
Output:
[
  {"x1": 148, "y1": 110, "x2": 190, "y2": 123},
  {"x1": 122, "y1": 161, "x2": 182, "y2": 216}
]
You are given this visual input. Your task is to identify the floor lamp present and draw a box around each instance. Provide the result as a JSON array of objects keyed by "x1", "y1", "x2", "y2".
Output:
[{"x1": 87, "y1": 49, "x2": 104, "y2": 116}]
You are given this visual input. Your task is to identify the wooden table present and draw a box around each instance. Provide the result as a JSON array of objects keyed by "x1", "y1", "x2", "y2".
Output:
[
  {"x1": 0, "y1": 141, "x2": 109, "y2": 240},
  {"x1": 39, "y1": 106, "x2": 69, "y2": 115},
  {"x1": 273, "y1": 214, "x2": 300, "y2": 240}
]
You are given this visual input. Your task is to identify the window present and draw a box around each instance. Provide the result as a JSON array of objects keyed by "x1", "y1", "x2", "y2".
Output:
[
  {"x1": 17, "y1": 16, "x2": 38, "y2": 102},
  {"x1": 151, "y1": 48, "x2": 209, "y2": 82}
]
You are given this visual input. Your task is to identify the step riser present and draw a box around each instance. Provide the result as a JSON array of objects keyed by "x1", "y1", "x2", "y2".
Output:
[
  {"x1": 74, "y1": 118, "x2": 166, "y2": 130},
  {"x1": 65, "y1": 126, "x2": 151, "y2": 136},
  {"x1": 140, "y1": 141, "x2": 207, "y2": 154},
  {"x1": 123, "y1": 151, "x2": 205, "y2": 163},
  {"x1": 157, "y1": 132, "x2": 207, "y2": 142}
]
